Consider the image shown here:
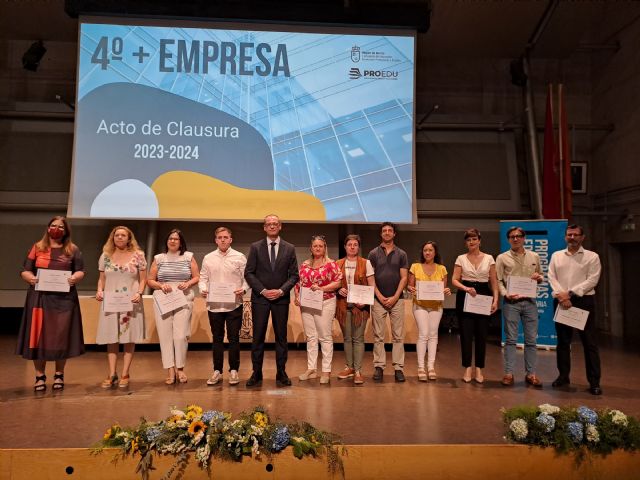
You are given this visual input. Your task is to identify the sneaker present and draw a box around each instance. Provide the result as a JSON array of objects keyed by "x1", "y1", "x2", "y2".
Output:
[
  {"x1": 417, "y1": 369, "x2": 427, "y2": 382},
  {"x1": 337, "y1": 367, "x2": 355, "y2": 379},
  {"x1": 207, "y1": 370, "x2": 222, "y2": 386},
  {"x1": 298, "y1": 369, "x2": 317, "y2": 381},
  {"x1": 353, "y1": 371, "x2": 364, "y2": 385},
  {"x1": 373, "y1": 367, "x2": 383, "y2": 382},
  {"x1": 229, "y1": 370, "x2": 239, "y2": 385}
]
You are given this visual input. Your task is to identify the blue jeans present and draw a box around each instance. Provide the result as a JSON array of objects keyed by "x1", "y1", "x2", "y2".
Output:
[{"x1": 502, "y1": 299, "x2": 538, "y2": 375}]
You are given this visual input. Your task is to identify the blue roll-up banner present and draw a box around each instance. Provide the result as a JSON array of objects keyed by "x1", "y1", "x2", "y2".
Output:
[{"x1": 499, "y1": 219, "x2": 568, "y2": 348}]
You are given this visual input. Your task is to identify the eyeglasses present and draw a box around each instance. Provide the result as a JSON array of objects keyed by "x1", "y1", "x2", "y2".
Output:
[
  {"x1": 508, "y1": 234, "x2": 524, "y2": 240},
  {"x1": 50, "y1": 225, "x2": 65, "y2": 230},
  {"x1": 264, "y1": 222, "x2": 280, "y2": 227}
]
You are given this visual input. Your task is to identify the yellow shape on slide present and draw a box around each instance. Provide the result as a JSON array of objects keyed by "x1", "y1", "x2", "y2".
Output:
[{"x1": 151, "y1": 171, "x2": 326, "y2": 220}]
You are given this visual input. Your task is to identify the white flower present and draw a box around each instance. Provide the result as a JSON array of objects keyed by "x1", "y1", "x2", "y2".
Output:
[
  {"x1": 586, "y1": 424, "x2": 600, "y2": 443},
  {"x1": 170, "y1": 409, "x2": 186, "y2": 418},
  {"x1": 610, "y1": 410, "x2": 628, "y2": 427},
  {"x1": 510, "y1": 419, "x2": 528, "y2": 441},
  {"x1": 538, "y1": 404, "x2": 560, "y2": 415}
]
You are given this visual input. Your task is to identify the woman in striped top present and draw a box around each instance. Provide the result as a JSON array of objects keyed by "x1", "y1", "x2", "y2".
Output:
[{"x1": 147, "y1": 229, "x2": 199, "y2": 384}]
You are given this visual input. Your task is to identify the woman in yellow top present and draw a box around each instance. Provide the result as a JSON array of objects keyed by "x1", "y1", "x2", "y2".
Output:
[{"x1": 407, "y1": 241, "x2": 451, "y2": 381}]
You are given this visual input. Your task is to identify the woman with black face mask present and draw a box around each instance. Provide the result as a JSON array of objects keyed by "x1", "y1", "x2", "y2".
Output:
[{"x1": 16, "y1": 216, "x2": 86, "y2": 392}]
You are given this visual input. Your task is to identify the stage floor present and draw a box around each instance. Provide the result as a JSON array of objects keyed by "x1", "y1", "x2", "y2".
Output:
[{"x1": 2, "y1": 333, "x2": 639, "y2": 449}]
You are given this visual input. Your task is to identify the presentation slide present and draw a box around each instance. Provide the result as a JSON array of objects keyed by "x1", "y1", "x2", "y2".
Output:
[{"x1": 69, "y1": 17, "x2": 416, "y2": 223}]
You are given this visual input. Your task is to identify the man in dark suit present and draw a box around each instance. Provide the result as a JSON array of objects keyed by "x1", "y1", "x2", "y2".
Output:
[{"x1": 244, "y1": 214, "x2": 299, "y2": 387}]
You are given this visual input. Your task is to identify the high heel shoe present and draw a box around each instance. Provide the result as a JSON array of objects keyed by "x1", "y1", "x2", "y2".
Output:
[
  {"x1": 474, "y1": 368, "x2": 484, "y2": 384},
  {"x1": 119, "y1": 375, "x2": 130, "y2": 388},
  {"x1": 462, "y1": 367, "x2": 472, "y2": 383},
  {"x1": 34, "y1": 374, "x2": 47, "y2": 392},
  {"x1": 52, "y1": 372, "x2": 64, "y2": 390},
  {"x1": 101, "y1": 374, "x2": 118, "y2": 388}
]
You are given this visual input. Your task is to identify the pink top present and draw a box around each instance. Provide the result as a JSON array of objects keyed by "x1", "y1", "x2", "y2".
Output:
[{"x1": 296, "y1": 260, "x2": 343, "y2": 300}]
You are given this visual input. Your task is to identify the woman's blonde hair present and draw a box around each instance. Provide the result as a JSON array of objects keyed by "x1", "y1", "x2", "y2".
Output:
[
  {"x1": 103, "y1": 226, "x2": 141, "y2": 255},
  {"x1": 308, "y1": 235, "x2": 330, "y2": 263},
  {"x1": 36, "y1": 216, "x2": 76, "y2": 256}
]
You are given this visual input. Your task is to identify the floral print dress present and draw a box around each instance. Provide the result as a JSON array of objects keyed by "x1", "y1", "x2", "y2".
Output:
[{"x1": 95, "y1": 251, "x2": 147, "y2": 344}]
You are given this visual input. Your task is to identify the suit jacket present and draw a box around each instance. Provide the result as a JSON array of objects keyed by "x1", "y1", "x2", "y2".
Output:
[{"x1": 245, "y1": 238, "x2": 299, "y2": 305}]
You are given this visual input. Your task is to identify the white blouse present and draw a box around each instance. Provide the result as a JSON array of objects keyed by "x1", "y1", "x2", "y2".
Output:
[{"x1": 455, "y1": 253, "x2": 495, "y2": 282}]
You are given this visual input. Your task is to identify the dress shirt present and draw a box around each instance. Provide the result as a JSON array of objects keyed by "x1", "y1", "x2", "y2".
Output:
[
  {"x1": 495, "y1": 249, "x2": 541, "y2": 297},
  {"x1": 199, "y1": 247, "x2": 249, "y2": 312},
  {"x1": 548, "y1": 247, "x2": 601, "y2": 297},
  {"x1": 266, "y1": 237, "x2": 280, "y2": 258}
]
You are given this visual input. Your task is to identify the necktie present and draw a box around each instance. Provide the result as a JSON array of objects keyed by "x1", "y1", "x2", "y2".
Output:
[{"x1": 270, "y1": 241, "x2": 277, "y2": 270}]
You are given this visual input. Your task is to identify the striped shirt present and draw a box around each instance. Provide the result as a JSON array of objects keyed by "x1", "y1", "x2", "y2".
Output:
[{"x1": 156, "y1": 252, "x2": 193, "y2": 283}]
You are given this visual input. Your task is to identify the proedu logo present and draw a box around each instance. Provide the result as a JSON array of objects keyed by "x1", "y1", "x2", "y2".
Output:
[
  {"x1": 349, "y1": 68, "x2": 362, "y2": 79},
  {"x1": 349, "y1": 68, "x2": 398, "y2": 80}
]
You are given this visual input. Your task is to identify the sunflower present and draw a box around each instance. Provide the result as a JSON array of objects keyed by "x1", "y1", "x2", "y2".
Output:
[
  {"x1": 103, "y1": 427, "x2": 112, "y2": 440},
  {"x1": 253, "y1": 412, "x2": 268, "y2": 428},
  {"x1": 188, "y1": 420, "x2": 206, "y2": 436},
  {"x1": 187, "y1": 405, "x2": 203, "y2": 416}
]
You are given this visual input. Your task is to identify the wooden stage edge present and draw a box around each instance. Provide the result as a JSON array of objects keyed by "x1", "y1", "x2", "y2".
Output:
[{"x1": 1, "y1": 445, "x2": 638, "y2": 479}]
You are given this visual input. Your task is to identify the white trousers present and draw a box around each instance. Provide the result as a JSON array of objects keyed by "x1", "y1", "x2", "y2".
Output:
[
  {"x1": 412, "y1": 304, "x2": 443, "y2": 370},
  {"x1": 153, "y1": 288, "x2": 194, "y2": 369},
  {"x1": 301, "y1": 297, "x2": 336, "y2": 373}
]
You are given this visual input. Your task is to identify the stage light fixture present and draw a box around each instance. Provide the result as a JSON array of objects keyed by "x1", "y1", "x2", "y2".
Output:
[{"x1": 22, "y1": 40, "x2": 47, "y2": 72}]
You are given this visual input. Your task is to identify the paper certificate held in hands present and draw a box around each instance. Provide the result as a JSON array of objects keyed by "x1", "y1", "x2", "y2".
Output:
[
  {"x1": 35, "y1": 269, "x2": 71, "y2": 292},
  {"x1": 208, "y1": 282, "x2": 237, "y2": 303},
  {"x1": 553, "y1": 305, "x2": 589, "y2": 331},
  {"x1": 463, "y1": 293, "x2": 492, "y2": 316},
  {"x1": 347, "y1": 284, "x2": 374, "y2": 305},
  {"x1": 300, "y1": 286, "x2": 323, "y2": 310},
  {"x1": 103, "y1": 291, "x2": 133, "y2": 313},
  {"x1": 416, "y1": 281, "x2": 444, "y2": 301},
  {"x1": 506, "y1": 276, "x2": 537, "y2": 298},
  {"x1": 154, "y1": 289, "x2": 188, "y2": 315}
]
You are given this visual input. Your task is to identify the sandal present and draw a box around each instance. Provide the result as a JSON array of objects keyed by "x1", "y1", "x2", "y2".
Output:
[
  {"x1": 52, "y1": 372, "x2": 65, "y2": 390},
  {"x1": 165, "y1": 375, "x2": 176, "y2": 385},
  {"x1": 119, "y1": 375, "x2": 130, "y2": 388},
  {"x1": 177, "y1": 371, "x2": 188, "y2": 384},
  {"x1": 101, "y1": 374, "x2": 118, "y2": 388},
  {"x1": 34, "y1": 374, "x2": 47, "y2": 392}
]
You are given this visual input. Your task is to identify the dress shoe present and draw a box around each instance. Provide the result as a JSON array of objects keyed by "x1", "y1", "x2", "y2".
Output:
[
  {"x1": 373, "y1": 367, "x2": 383, "y2": 382},
  {"x1": 394, "y1": 370, "x2": 406, "y2": 382},
  {"x1": 246, "y1": 373, "x2": 263, "y2": 388},
  {"x1": 552, "y1": 376, "x2": 570, "y2": 388},
  {"x1": 525, "y1": 374, "x2": 543, "y2": 388},
  {"x1": 501, "y1": 374, "x2": 514, "y2": 386},
  {"x1": 589, "y1": 385, "x2": 603, "y2": 396},
  {"x1": 276, "y1": 372, "x2": 292, "y2": 387}
]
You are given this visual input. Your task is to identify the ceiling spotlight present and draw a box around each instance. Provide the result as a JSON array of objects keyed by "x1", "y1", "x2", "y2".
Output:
[{"x1": 22, "y1": 40, "x2": 47, "y2": 72}]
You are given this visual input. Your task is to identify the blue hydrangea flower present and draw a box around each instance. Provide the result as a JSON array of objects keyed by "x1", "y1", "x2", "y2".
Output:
[
  {"x1": 270, "y1": 425, "x2": 290, "y2": 452},
  {"x1": 567, "y1": 422, "x2": 584, "y2": 443},
  {"x1": 536, "y1": 413, "x2": 556, "y2": 432},
  {"x1": 145, "y1": 426, "x2": 162, "y2": 442},
  {"x1": 202, "y1": 410, "x2": 225, "y2": 424},
  {"x1": 577, "y1": 406, "x2": 598, "y2": 425}
]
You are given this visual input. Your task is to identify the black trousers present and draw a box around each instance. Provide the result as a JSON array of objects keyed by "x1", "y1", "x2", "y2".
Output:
[
  {"x1": 250, "y1": 302, "x2": 290, "y2": 377},
  {"x1": 554, "y1": 295, "x2": 601, "y2": 387},
  {"x1": 456, "y1": 281, "x2": 492, "y2": 368},
  {"x1": 208, "y1": 306, "x2": 243, "y2": 372}
]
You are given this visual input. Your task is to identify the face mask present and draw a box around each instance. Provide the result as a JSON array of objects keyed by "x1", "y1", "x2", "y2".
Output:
[{"x1": 48, "y1": 227, "x2": 64, "y2": 240}]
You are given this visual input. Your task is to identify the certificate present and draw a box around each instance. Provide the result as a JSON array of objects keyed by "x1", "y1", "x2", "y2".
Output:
[
  {"x1": 103, "y1": 291, "x2": 133, "y2": 313},
  {"x1": 553, "y1": 305, "x2": 589, "y2": 331},
  {"x1": 208, "y1": 282, "x2": 237, "y2": 303},
  {"x1": 299, "y1": 286, "x2": 323, "y2": 310},
  {"x1": 507, "y1": 276, "x2": 537, "y2": 298},
  {"x1": 35, "y1": 269, "x2": 71, "y2": 292},
  {"x1": 463, "y1": 293, "x2": 492, "y2": 316},
  {"x1": 416, "y1": 281, "x2": 444, "y2": 301},
  {"x1": 347, "y1": 284, "x2": 374, "y2": 305},
  {"x1": 154, "y1": 289, "x2": 188, "y2": 315}
]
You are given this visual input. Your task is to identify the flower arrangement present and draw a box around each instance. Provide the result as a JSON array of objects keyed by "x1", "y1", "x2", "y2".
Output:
[
  {"x1": 503, "y1": 404, "x2": 640, "y2": 456},
  {"x1": 93, "y1": 405, "x2": 345, "y2": 480}
]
